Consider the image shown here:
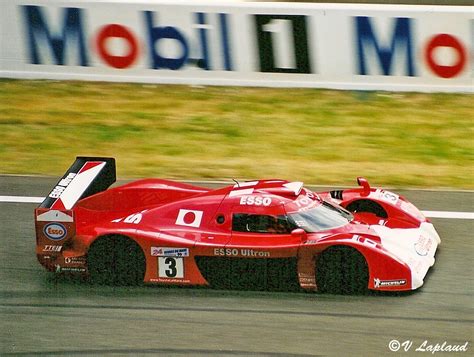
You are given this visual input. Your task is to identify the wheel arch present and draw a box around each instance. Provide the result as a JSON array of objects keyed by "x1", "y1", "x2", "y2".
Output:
[
  {"x1": 313, "y1": 242, "x2": 373, "y2": 293},
  {"x1": 87, "y1": 233, "x2": 147, "y2": 285},
  {"x1": 314, "y1": 240, "x2": 413, "y2": 291},
  {"x1": 343, "y1": 199, "x2": 388, "y2": 218}
]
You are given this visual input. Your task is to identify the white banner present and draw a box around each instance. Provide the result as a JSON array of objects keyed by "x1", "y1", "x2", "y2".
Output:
[{"x1": 1, "y1": 1, "x2": 472, "y2": 92}]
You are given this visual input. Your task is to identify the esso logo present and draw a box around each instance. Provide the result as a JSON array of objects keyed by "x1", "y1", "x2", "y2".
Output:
[
  {"x1": 240, "y1": 195, "x2": 272, "y2": 206},
  {"x1": 43, "y1": 223, "x2": 67, "y2": 241}
]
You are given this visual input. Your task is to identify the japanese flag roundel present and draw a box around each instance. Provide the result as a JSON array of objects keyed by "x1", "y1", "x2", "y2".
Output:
[{"x1": 176, "y1": 209, "x2": 203, "y2": 228}]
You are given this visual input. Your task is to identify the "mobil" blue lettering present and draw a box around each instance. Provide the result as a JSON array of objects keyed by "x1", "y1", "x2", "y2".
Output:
[
  {"x1": 22, "y1": 5, "x2": 89, "y2": 66},
  {"x1": 143, "y1": 11, "x2": 232, "y2": 71},
  {"x1": 355, "y1": 16, "x2": 416, "y2": 76},
  {"x1": 21, "y1": 5, "x2": 233, "y2": 71}
]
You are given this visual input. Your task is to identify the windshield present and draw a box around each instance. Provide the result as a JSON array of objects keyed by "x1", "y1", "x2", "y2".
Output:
[{"x1": 287, "y1": 201, "x2": 353, "y2": 232}]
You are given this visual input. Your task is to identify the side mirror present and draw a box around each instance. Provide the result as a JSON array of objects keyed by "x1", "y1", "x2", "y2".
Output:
[
  {"x1": 291, "y1": 228, "x2": 307, "y2": 241},
  {"x1": 357, "y1": 177, "x2": 371, "y2": 197}
]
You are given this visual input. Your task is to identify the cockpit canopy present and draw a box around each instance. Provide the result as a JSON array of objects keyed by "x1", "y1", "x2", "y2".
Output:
[{"x1": 227, "y1": 180, "x2": 353, "y2": 234}]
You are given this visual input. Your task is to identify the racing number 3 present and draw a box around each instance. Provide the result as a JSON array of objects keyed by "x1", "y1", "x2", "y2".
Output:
[{"x1": 158, "y1": 257, "x2": 184, "y2": 279}]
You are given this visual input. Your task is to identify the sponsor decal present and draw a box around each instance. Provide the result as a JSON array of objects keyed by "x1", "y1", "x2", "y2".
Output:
[
  {"x1": 151, "y1": 247, "x2": 189, "y2": 257},
  {"x1": 150, "y1": 278, "x2": 191, "y2": 284},
  {"x1": 64, "y1": 256, "x2": 86, "y2": 264},
  {"x1": 50, "y1": 161, "x2": 106, "y2": 210},
  {"x1": 352, "y1": 235, "x2": 378, "y2": 248},
  {"x1": 176, "y1": 209, "x2": 203, "y2": 228},
  {"x1": 214, "y1": 248, "x2": 270, "y2": 257},
  {"x1": 123, "y1": 213, "x2": 143, "y2": 224},
  {"x1": 293, "y1": 197, "x2": 317, "y2": 211},
  {"x1": 49, "y1": 173, "x2": 76, "y2": 199},
  {"x1": 414, "y1": 235, "x2": 433, "y2": 256},
  {"x1": 112, "y1": 211, "x2": 145, "y2": 224},
  {"x1": 374, "y1": 278, "x2": 407, "y2": 289},
  {"x1": 43, "y1": 245, "x2": 62, "y2": 252},
  {"x1": 43, "y1": 222, "x2": 67, "y2": 241},
  {"x1": 55, "y1": 266, "x2": 86, "y2": 273},
  {"x1": 298, "y1": 276, "x2": 316, "y2": 284},
  {"x1": 239, "y1": 195, "x2": 272, "y2": 207}
]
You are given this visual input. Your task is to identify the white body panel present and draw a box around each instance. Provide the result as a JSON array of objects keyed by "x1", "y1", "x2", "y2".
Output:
[{"x1": 371, "y1": 222, "x2": 440, "y2": 289}]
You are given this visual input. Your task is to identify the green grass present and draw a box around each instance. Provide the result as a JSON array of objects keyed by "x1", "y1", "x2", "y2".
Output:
[{"x1": 0, "y1": 79, "x2": 472, "y2": 189}]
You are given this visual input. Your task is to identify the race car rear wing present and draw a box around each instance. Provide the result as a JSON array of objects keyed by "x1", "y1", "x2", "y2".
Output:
[
  {"x1": 39, "y1": 157, "x2": 116, "y2": 210},
  {"x1": 35, "y1": 157, "x2": 115, "y2": 267}
]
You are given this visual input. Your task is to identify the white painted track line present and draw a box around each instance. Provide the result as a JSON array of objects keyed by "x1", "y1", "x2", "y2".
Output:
[
  {"x1": 0, "y1": 195, "x2": 473, "y2": 219},
  {"x1": 421, "y1": 210, "x2": 474, "y2": 220},
  {"x1": 0, "y1": 196, "x2": 44, "y2": 203}
]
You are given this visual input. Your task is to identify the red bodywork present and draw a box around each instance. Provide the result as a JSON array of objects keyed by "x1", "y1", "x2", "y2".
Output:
[{"x1": 35, "y1": 158, "x2": 440, "y2": 292}]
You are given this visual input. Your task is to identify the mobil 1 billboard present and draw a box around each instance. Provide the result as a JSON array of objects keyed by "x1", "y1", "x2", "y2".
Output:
[{"x1": 1, "y1": 1, "x2": 472, "y2": 92}]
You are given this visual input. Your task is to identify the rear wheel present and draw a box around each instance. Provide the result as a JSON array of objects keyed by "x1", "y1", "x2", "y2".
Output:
[
  {"x1": 316, "y1": 246, "x2": 368, "y2": 295},
  {"x1": 87, "y1": 235, "x2": 146, "y2": 285}
]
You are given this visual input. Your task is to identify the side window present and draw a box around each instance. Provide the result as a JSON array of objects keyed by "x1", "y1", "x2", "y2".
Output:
[{"x1": 232, "y1": 213, "x2": 294, "y2": 234}]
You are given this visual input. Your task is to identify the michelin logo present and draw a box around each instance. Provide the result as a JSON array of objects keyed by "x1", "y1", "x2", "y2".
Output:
[
  {"x1": 151, "y1": 247, "x2": 189, "y2": 257},
  {"x1": 374, "y1": 278, "x2": 407, "y2": 289}
]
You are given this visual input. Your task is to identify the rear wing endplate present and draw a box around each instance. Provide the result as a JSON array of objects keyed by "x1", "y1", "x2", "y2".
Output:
[{"x1": 39, "y1": 157, "x2": 116, "y2": 210}]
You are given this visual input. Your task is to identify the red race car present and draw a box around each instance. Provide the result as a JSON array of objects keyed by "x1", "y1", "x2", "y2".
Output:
[{"x1": 35, "y1": 157, "x2": 440, "y2": 294}]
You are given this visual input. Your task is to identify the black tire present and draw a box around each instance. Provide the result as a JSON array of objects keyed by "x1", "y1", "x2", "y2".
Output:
[
  {"x1": 345, "y1": 199, "x2": 388, "y2": 218},
  {"x1": 87, "y1": 235, "x2": 146, "y2": 285},
  {"x1": 316, "y1": 246, "x2": 369, "y2": 295}
]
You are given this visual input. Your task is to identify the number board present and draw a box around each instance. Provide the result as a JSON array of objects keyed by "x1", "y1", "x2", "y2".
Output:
[{"x1": 158, "y1": 257, "x2": 184, "y2": 279}]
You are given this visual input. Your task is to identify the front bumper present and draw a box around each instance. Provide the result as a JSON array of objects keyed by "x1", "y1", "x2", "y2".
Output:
[{"x1": 371, "y1": 222, "x2": 440, "y2": 290}]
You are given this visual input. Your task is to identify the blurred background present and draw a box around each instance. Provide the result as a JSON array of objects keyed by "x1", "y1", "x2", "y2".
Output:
[{"x1": 1, "y1": 0, "x2": 472, "y2": 188}]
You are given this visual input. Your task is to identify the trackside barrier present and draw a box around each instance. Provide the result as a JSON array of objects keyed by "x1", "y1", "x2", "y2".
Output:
[{"x1": 0, "y1": 1, "x2": 472, "y2": 92}]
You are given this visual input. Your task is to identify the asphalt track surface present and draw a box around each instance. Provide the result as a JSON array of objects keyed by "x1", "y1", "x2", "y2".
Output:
[{"x1": 1, "y1": 176, "x2": 473, "y2": 356}]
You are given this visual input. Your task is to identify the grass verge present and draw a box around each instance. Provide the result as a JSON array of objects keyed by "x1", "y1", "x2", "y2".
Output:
[{"x1": 0, "y1": 79, "x2": 472, "y2": 189}]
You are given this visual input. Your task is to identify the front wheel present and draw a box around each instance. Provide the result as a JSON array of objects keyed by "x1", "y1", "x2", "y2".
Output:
[
  {"x1": 316, "y1": 246, "x2": 369, "y2": 295},
  {"x1": 87, "y1": 235, "x2": 146, "y2": 285}
]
